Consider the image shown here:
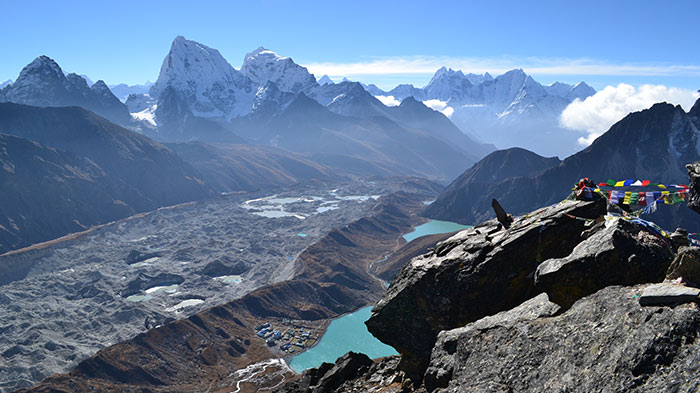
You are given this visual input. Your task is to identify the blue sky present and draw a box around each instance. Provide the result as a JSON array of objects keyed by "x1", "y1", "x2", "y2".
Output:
[{"x1": 1, "y1": 0, "x2": 699, "y2": 91}]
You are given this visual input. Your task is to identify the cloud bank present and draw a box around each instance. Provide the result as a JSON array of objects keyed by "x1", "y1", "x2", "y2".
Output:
[
  {"x1": 304, "y1": 56, "x2": 700, "y2": 79},
  {"x1": 422, "y1": 99, "x2": 454, "y2": 117},
  {"x1": 375, "y1": 95, "x2": 401, "y2": 107},
  {"x1": 560, "y1": 84, "x2": 700, "y2": 146}
]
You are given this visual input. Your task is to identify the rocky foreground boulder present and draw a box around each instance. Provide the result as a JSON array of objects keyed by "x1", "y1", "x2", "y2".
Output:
[
  {"x1": 280, "y1": 192, "x2": 700, "y2": 392},
  {"x1": 423, "y1": 285, "x2": 700, "y2": 392},
  {"x1": 366, "y1": 198, "x2": 612, "y2": 380},
  {"x1": 534, "y1": 218, "x2": 673, "y2": 308}
]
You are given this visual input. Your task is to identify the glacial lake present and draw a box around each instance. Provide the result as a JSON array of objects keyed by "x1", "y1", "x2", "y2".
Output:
[
  {"x1": 288, "y1": 306, "x2": 397, "y2": 372},
  {"x1": 402, "y1": 219, "x2": 470, "y2": 243}
]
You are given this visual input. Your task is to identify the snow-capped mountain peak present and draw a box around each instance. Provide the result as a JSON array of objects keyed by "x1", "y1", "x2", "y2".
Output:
[
  {"x1": 245, "y1": 46, "x2": 286, "y2": 62},
  {"x1": 569, "y1": 82, "x2": 596, "y2": 100},
  {"x1": 318, "y1": 75, "x2": 334, "y2": 85},
  {"x1": 241, "y1": 46, "x2": 317, "y2": 93},
  {"x1": 150, "y1": 35, "x2": 254, "y2": 119},
  {"x1": 424, "y1": 67, "x2": 474, "y2": 101}
]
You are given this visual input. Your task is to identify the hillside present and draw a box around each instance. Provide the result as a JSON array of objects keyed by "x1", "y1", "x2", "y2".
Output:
[
  {"x1": 425, "y1": 100, "x2": 700, "y2": 231},
  {"x1": 0, "y1": 103, "x2": 213, "y2": 253},
  {"x1": 166, "y1": 142, "x2": 339, "y2": 192},
  {"x1": 424, "y1": 147, "x2": 560, "y2": 223},
  {"x1": 0, "y1": 134, "x2": 137, "y2": 252}
]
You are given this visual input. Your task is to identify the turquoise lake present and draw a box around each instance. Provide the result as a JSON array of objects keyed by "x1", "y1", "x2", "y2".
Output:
[
  {"x1": 402, "y1": 219, "x2": 470, "y2": 243},
  {"x1": 288, "y1": 306, "x2": 397, "y2": 372}
]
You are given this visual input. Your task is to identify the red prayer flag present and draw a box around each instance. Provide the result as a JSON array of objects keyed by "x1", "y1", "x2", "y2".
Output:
[{"x1": 638, "y1": 193, "x2": 647, "y2": 206}]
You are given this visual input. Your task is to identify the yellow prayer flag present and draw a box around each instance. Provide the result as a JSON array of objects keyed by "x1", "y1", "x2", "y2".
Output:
[
  {"x1": 615, "y1": 181, "x2": 625, "y2": 187},
  {"x1": 623, "y1": 191, "x2": 631, "y2": 204}
]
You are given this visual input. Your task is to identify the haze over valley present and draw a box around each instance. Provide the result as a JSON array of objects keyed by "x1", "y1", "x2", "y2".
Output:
[{"x1": 1, "y1": 1, "x2": 700, "y2": 392}]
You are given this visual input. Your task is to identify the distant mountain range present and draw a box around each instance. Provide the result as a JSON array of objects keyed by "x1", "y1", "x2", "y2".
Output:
[
  {"x1": 108, "y1": 81, "x2": 153, "y2": 102},
  {"x1": 0, "y1": 36, "x2": 601, "y2": 179},
  {"x1": 425, "y1": 98, "x2": 700, "y2": 231},
  {"x1": 129, "y1": 36, "x2": 493, "y2": 180},
  {"x1": 133, "y1": 37, "x2": 597, "y2": 157},
  {"x1": 369, "y1": 67, "x2": 596, "y2": 157}
]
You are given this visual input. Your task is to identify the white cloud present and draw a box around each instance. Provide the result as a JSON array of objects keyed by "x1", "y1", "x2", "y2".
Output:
[
  {"x1": 560, "y1": 83, "x2": 700, "y2": 146},
  {"x1": 303, "y1": 56, "x2": 700, "y2": 79},
  {"x1": 375, "y1": 95, "x2": 401, "y2": 107},
  {"x1": 423, "y1": 99, "x2": 454, "y2": 117}
]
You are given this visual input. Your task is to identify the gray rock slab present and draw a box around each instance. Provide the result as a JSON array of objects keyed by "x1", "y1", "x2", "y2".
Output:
[
  {"x1": 425, "y1": 293, "x2": 560, "y2": 391},
  {"x1": 535, "y1": 217, "x2": 673, "y2": 308},
  {"x1": 639, "y1": 283, "x2": 700, "y2": 306}
]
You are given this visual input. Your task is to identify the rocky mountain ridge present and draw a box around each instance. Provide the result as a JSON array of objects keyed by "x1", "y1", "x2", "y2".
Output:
[
  {"x1": 425, "y1": 98, "x2": 700, "y2": 232},
  {"x1": 0, "y1": 56, "x2": 132, "y2": 126}
]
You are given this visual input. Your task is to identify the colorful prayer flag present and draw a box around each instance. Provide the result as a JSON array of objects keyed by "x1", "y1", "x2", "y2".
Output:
[
  {"x1": 629, "y1": 192, "x2": 639, "y2": 205},
  {"x1": 638, "y1": 192, "x2": 647, "y2": 206},
  {"x1": 673, "y1": 192, "x2": 685, "y2": 203},
  {"x1": 610, "y1": 190, "x2": 619, "y2": 204},
  {"x1": 631, "y1": 180, "x2": 643, "y2": 186}
]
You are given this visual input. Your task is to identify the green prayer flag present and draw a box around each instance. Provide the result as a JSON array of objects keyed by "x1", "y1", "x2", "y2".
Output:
[
  {"x1": 629, "y1": 192, "x2": 639, "y2": 205},
  {"x1": 673, "y1": 192, "x2": 685, "y2": 204}
]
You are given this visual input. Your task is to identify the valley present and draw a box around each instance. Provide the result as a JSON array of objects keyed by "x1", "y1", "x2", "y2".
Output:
[{"x1": 0, "y1": 178, "x2": 437, "y2": 392}]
